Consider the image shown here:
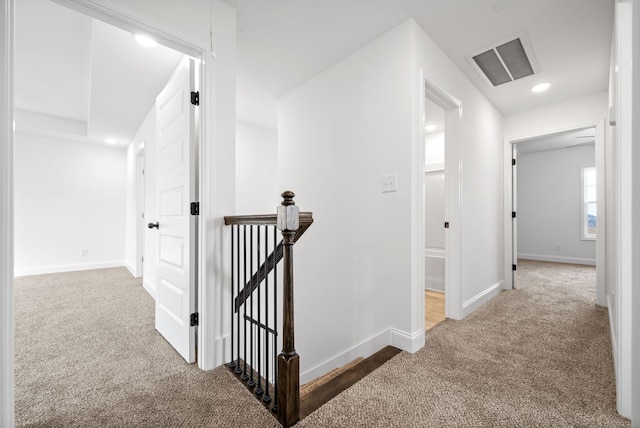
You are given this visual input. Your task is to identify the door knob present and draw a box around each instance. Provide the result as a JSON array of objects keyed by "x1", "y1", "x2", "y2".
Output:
[{"x1": 148, "y1": 222, "x2": 159, "y2": 229}]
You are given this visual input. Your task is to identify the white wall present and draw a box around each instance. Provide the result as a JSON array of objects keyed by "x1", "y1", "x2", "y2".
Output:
[
  {"x1": 235, "y1": 121, "x2": 278, "y2": 214},
  {"x1": 278, "y1": 19, "x2": 504, "y2": 382},
  {"x1": 207, "y1": 0, "x2": 237, "y2": 370},
  {"x1": 14, "y1": 133, "x2": 127, "y2": 276},
  {"x1": 279, "y1": 21, "x2": 415, "y2": 381},
  {"x1": 517, "y1": 144, "x2": 596, "y2": 265},
  {"x1": 503, "y1": 91, "x2": 608, "y2": 140}
]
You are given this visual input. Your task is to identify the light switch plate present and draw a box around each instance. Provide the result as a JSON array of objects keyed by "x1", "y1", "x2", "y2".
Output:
[{"x1": 381, "y1": 173, "x2": 398, "y2": 193}]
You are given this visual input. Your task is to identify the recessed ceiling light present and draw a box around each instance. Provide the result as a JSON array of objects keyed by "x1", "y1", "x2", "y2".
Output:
[
  {"x1": 531, "y1": 82, "x2": 551, "y2": 93},
  {"x1": 105, "y1": 138, "x2": 117, "y2": 144},
  {"x1": 424, "y1": 124, "x2": 437, "y2": 132},
  {"x1": 134, "y1": 34, "x2": 157, "y2": 48}
]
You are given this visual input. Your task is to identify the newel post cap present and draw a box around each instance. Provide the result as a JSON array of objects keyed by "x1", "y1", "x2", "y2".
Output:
[{"x1": 277, "y1": 191, "x2": 299, "y2": 232}]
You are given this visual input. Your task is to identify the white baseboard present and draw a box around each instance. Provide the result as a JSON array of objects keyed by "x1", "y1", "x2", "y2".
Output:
[
  {"x1": 461, "y1": 280, "x2": 503, "y2": 318},
  {"x1": 125, "y1": 262, "x2": 143, "y2": 278},
  {"x1": 142, "y1": 279, "x2": 156, "y2": 300},
  {"x1": 14, "y1": 260, "x2": 125, "y2": 277},
  {"x1": 206, "y1": 334, "x2": 229, "y2": 372},
  {"x1": 518, "y1": 253, "x2": 596, "y2": 266},
  {"x1": 391, "y1": 328, "x2": 424, "y2": 353},
  {"x1": 300, "y1": 326, "x2": 425, "y2": 384},
  {"x1": 425, "y1": 279, "x2": 445, "y2": 292},
  {"x1": 125, "y1": 262, "x2": 136, "y2": 277},
  {"x1": 606, "y1": 294, "x2": 618, "y2": 382},
  {"x1": 300, "y1": 329, "x2": 391, "y2": 384}
]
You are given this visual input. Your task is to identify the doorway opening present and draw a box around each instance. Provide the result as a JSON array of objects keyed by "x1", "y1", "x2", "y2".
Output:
[
  {"x1": 423, "y1": 96, "x2": 446, "y2": 330},
  {"x1": 3, "y1": 0, "x2": 219, "y2": 423},
  {"x1": 507, "y1": 123, "x2": 605, "y2": 305},
  {"x1": 12, "y1": 1, "x2": 204, "y2": 422},
  {"x1": 418, "y1": 77, "x2": 462, "y2": 332}
]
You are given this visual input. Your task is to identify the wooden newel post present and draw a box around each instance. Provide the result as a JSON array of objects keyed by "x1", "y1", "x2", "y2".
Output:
[{"x1": 276, "y1": 191, "x2": 300, "y2": 427}]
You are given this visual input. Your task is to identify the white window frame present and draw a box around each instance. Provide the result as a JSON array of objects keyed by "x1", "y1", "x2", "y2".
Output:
[{"x1": 581, "y1": 165, "x2": 597, "y2": 240}]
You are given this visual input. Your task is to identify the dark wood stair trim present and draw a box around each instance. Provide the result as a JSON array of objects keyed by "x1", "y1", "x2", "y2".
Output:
[{"x1": 299, "y1": 346, "x2": 402, "y2": 420}]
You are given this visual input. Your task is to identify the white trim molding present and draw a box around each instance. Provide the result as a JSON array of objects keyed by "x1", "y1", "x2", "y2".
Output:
[
  {"x1": 300, "y1": 329, "x2": 391, "y2": 384},
  {"x1": 1, "y1": 1, "x2": 14, "y2": 426},
  {"x1": 517, "y1": 254, "x2": 596, "y2": 266},
  {"x1": 462, "y1": 280, "x2": 504, "y2": 319},
  {"x1": 142, "y1": 279, "x2": 156, "y2": 300},
  {"x1": 613, "y1": 0, "x2": 634, "y2": 418},
  {"x1": 300, "y1": 326, "x2": 424, "y2": 385},
  {"x1": 422, "y1": 75, "x2": 464, "y2": 323},
  {"x1": 15, "y1": 260, "x2": 126, "y2": 277},
  {"x1": 607, "y1": 294, "x2": 618, "y2": 382},
  {"x1": 391, "y1": 328, "x2": 425, "y2": 353}
]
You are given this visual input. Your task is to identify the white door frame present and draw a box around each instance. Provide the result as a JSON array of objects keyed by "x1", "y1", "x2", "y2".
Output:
[
  {"x1": 135, "y1": 148, "x2": 145, "y2": 278},
  {"x1": 1, "y1": 1, "x2": 216, "y2": 425},
  {"x1": 414, "y1": 73, "x2": 463, "y2": 339},
  {"x1": 1, "y1": 2, "x2": 15, "y2": 426},
  {"x1": 503, "y1": 120, "x2": 606, "y2": 306}
]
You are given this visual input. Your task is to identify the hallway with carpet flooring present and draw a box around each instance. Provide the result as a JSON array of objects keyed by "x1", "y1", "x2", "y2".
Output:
[{"x1": 14, "y1": 261, "x2": 629, "y2": 427}]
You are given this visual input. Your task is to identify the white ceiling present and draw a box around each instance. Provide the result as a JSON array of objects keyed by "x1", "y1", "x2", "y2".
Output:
[
  {"x1": 226, "y1": 0, "x2": 614, "y2": 130},
  {"x1": 14, "y1": 0, "x2": 184, "y2": 147},
  {"x1": 516, "y1": 126, "x2": 595, "y2": 155},
  {"x1": 14, "y1": 0, "x2": 614, "y2": 149}
]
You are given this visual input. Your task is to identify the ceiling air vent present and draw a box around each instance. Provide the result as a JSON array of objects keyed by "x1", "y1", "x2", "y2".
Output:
[{"x1": 469, "y1": 34, "x2": 539, "y2": 87}]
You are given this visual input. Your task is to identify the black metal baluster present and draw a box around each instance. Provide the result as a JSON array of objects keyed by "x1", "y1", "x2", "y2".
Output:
[
  {"x1": 234, "y1": 225, "x2": 242, "y2": 375},
  {"x1": 272, "y1": 225, "x2": 279, "y2": 413},
  {"x1": 228, "y1": 225, "x2": 236, "y2": 370},
  {"x1": 255, "y1": 225, "x2": 264, "y2": 397},
  {"x1": 242, "y1": 225, "x2": 249, "y2": 382},
  {"x1": 248, "y1": 226, "x2": 256, "y2": 388},
  {"x1": 262, "y1": 225, "x2": 271, "y2": 403}
]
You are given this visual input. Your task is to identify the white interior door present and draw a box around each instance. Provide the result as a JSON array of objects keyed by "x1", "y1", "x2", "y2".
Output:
[{"x1": 153, "y1": 57, "x2": 197, "y2": 363}]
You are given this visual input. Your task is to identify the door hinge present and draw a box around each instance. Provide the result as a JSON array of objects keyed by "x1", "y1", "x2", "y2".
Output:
[
  {"x1": 191, "y1": 91, "x2": 200, "y2": 106},
  {"x1": 512, "y1": 158, "x2": 516, "y2": 166},
  {"x1": 190, "y1": 312, "x2": 199, "y2": 327},
  {"x1": 512, "y1": 264, "x2": 517, "y2": 271},
  {"x1": 191, "y1": 202, "x2": 199, "y2": 216},
  {"x1": 512, "y1": 211, "x2": 516, "y2": 218}
]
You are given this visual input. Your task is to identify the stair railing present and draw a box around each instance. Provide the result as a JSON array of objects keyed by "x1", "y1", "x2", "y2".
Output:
[{"x1": 224, "y1": 191, "x2": 312, "y2": 428}]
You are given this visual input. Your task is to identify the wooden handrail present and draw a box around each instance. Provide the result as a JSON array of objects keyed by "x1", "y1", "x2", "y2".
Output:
[{"x1": 224, "y1": 212, "x2": 313, "y2": 226}]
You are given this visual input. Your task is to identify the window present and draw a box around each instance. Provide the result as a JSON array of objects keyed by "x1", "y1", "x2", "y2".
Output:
[{"x1": 582, "y1": 166, "x2": 597, "y2": 240}]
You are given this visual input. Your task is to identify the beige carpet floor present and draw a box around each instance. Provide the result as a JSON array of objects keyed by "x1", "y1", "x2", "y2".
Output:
[
  {"x1": 15, "y1": 268, "x2": 280, "y2": 427},
  {"x1": 15, "y1": 261, "x2": 630, "y2": 427},
  {"x1": 298, "y1": 260, "x2": 630, "y2": 427}
]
